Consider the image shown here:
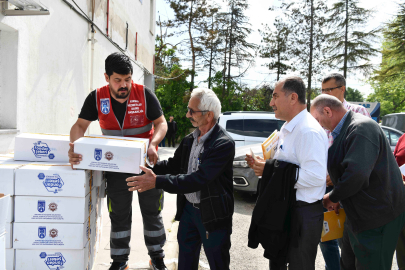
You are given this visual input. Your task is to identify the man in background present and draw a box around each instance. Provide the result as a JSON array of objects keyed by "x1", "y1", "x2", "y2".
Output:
[{"x1": 166, "y1": 116, "x2": 177, "y2": 147}]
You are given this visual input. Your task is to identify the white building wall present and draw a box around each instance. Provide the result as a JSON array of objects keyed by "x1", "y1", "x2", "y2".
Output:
[{"x1": 0, "y1": 0, "x2": 156, "y2": 152}]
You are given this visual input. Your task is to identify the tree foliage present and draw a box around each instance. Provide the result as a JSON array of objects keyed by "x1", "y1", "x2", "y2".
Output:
[
  {"x1": 278, "y1": 0, "x2": 327, "y2": 110},
  {"x1": 323, "y1": 0, "x2": 379, "y2": 79},
  {"x1": 345, "y1": 87, "x2": 364, "y2": 102},
  {"x1": 259, "y1": 18, "x2": 291, "y2": 81}
]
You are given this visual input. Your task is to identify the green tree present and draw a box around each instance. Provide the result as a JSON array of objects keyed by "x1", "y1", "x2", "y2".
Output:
[
  {"x1": 278, "y1": 0, "x2": 327, "y2": 110},
  {"x1": 241, "y1": 84, "x2": 274, "y2": 111},
  {"x1": 367, "y1": 76, "x2": 405, "y2": 117},
  {"x1": 324, "y1": 0, "x2": 379, "y2": 79},
  {"x1": 210, "y1": 71, "x2": 244, "y2": 112},
  {"x1": 259, "y1": 18, "x2": 291, "y2": 81},
  {"x1": 345, "y1": 87, "x2": 364, "y2": 102},
  {"x1": 374, "y1": 3, "x2": 405, "y2": 80},
  {"x1": 166, "y1": 0, "x2": 217, "y2": 91}
]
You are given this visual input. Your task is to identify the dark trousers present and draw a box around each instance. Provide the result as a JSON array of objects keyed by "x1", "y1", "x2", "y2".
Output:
[
  {"x1": 341, "y1": 211, "x2": 405, "y2": 270},
  {"x1": 397, "y1": 225, "x2": 405, "y2": 270},
  {"x1": 166, "y1": 133, "x2": 176, "y2": 147},
  {"x1": 270, "y1": 201, "x2": 324, "y2": 270},
  {"x1": 106, "y1": 172, "x2": 166, "y2": 262},
  {"x1": 158, "y1": 137, "x2": 165, "y2": 147},
  {"x1": 177, "y1": 201, "x2": 231, "y2": 270}
]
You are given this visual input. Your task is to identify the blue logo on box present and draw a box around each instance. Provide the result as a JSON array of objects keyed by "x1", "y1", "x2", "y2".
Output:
[
  {"x1": 38, "y1": 226, "x2": 46, "y2": 239},
  {"x1": 42, "y1": 252, "x2": 66, "y2": 270},
  {"x1": 38, "y1": 200, "x2": 46, "y2": 213},
  {"x1": 39, "y1": 174, "x2": 64, "y2": 194},
  {"x1": 100, "y1": 98, "x2": 110, "y2": 114},
  {"x1": 39, "y1": 252, "x2": 47, "y2": 259},
  {"x1": 32, "y1": 141, "x2": 52, "y2": 159},
  {"x1": 94, "y1": 148, "x2": 102, "y2": 161},
  {"x1": 48, "y1": 153, "x2": 55, "y2": 159}
]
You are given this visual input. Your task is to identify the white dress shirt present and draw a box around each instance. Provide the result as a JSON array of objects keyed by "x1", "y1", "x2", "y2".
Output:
[{"x1": 273, "y1": 109, "x2": 328, "y2": 203}]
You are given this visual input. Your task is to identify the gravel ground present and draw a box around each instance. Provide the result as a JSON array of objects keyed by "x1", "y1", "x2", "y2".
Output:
[{"x1": 197, "y1": 191, "x2": 399, "y2": 270}]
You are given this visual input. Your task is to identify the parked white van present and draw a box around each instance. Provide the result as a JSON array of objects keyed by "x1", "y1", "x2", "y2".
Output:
[{"x1": 218, "y1": 111, "x2": 285, "y2": 147}]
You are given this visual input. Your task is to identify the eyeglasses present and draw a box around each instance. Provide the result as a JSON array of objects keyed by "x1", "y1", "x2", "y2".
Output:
[
  {"x1": 321, "y1": 86, "x2": 342, "y2": 93},
  {"x1": 187, "y1": 107, "x2": 209, "y2": 115}
]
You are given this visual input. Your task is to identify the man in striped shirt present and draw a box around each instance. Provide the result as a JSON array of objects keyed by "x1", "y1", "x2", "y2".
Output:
[{"x1": 319, "y1": 73, "x2": 370, "y2": 270}]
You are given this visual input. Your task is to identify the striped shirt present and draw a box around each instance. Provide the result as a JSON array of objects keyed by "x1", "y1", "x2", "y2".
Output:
[
  {"x1": 184, "y1": 125, "x2": 215, "y2": 204},
  {"x1": 331, "y1": 111, "x2": 350, "y2": 140},
  {"x1": 326, "y1": 100, "x2": 371, "y2": 146}
]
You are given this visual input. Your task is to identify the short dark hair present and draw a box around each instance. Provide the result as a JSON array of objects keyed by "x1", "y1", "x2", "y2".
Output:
[
  {"x1": 279, "y1": 76, "x2": 306, "y2": 104},
  {"x1": 322, "y1": 73, "x2": 346, "y2": 87},
  {"x1": 105, "y1": 53, "x2": 133, "y2": 77}
]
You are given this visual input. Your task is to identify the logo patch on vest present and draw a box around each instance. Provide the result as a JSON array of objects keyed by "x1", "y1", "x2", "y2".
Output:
[
  {"x1": 100, "y1": 98, "x2": 110, "y2": 114},
  {"x1": 130, "y1": 115, "x2": 144, "y2": 126}
]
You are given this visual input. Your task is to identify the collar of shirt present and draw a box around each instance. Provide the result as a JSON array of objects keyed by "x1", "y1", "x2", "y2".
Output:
[
  {"x1": 331, "y1": 110, "x2": 350, "y2": 140},
  {"x1": 281, "y1": 109, "x2": 308, "y2": 134},
  {"x1": 192, "y1": 124, "x2": 215, "y2": 143},
  {"x1": 342, "y1": 99, "x2": 351, "y2": 110}
]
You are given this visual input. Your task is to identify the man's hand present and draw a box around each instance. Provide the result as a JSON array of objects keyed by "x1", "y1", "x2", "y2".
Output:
[
  {"x1": 323, "y1": 193, "x2": 340, "y2": 215},
  {"x1": 245, "y1": 154, "x2": 265, "y2": 177},
  {"x1": 68, "y1": 142, "x2": 82, "y2": 169},
  {"x1": 147, "y1": 144, "x2": 159, "y2": 166},
  {"x1": 326, "y1": 175, "x2": 334, "y2": 187},
  {"x1": 126, "y1": 165, "x2": 156, "y2": 192}
]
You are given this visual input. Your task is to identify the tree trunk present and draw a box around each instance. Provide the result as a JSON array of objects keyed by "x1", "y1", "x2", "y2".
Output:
[
  {"x1": 343, "y1": 0, "x2": 349, "y2": 99},
  {"x1": 227, "y1": 7, "x2": 234, "y2": 92},
  {"x1": 222, "y1": 31, "x2": 228, "y2": 99},
  {"x1": 208, "y1": 15, "x2": 214, "y2": 89},
  {"x1": 277, "y1": 38, "x2": 281, "y2": 81},
  {"x1": 307, "y1": 0, "x2": 315, "y2": 111},
  {"x1": 188, "y1": 0, "x2": 195, "y2": 92}
]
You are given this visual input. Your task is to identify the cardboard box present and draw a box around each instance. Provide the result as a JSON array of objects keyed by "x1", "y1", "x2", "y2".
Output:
[
  {"x1": 13, "y1": 133, "x2": 70, "y2": 163},
  {"x1": 92, "y1": 170, "x2": 103, "y2": 187},
  {"x1": 0, "y1": 157, "x2": 28, "y2": 165},
  {"x1": 73, "y1": 135, "x2": 149, "y2": 174},
  {"x1": 5, "y1": 223, "x2": 12, "y2": 249},
  {"x1": 15, "y1": 164, "x2": 93, "y2": 197},
  {"x1": 15, "y1": 242, "x2": 92, "y2": 270},
  {"x1": 14, "y1": 188, "x2": 96, "y2": 223},
  {"x1": 0, "y1": 233, "x2": 5, "y2": 270},
  {"x1": 6, "y1": 248, "x2": 14, "y2": 270},
  {"x1": 5, "y1": 196, "x2": 13, "y2": 223},
  {"x1": 0, "y1": 195, "x2": 11, "y2": 235},
  {"x1": 0, "y1": 165, "x2": 25, "y2": 196},
  {"x1": 13, "y1": 220, "x2": 92, "y2": 250}
]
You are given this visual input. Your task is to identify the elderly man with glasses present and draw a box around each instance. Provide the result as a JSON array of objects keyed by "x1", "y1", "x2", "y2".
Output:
[
  {"x1": 318, "y1": 73, "x2": 371, "y2": 270},
  {"x1": 126, "y1": 88, "x2": 235, "y2": 270}
]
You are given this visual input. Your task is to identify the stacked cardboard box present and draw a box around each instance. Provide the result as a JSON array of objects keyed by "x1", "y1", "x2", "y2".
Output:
[{"x1": 1, "y1": 134, "x2": 107, "y2": 270}]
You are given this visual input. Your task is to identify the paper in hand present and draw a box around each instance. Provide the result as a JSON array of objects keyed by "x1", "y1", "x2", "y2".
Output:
[{"x1": 250, "y1": 148, "x2": 257, "y2": 161}]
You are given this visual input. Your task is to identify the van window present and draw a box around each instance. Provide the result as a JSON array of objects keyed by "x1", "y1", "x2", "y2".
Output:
[
  {"x1": 244, "y1": 119, "x2": 280, "y2": 137},
  {"x1": 226, "y1": 120, "x2": 244, "y2": 135},
  {"x1": 226, "y1": 119, "x2": 284, "y2": 137}
]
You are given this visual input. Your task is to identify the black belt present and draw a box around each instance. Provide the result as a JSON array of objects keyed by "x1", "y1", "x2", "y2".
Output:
[{"x1": 296, "y1": 199, "x2": 322, "y2": 208}]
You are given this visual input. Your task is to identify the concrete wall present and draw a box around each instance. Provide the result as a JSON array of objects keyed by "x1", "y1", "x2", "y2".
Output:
[{"x1": 0, "y1": 0, "x2": 156, "y2": 151}]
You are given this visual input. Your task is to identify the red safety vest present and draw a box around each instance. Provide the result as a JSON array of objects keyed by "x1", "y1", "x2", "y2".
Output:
[{"x1": 96, "y1": 82, "x2": 154, "y2": 141}]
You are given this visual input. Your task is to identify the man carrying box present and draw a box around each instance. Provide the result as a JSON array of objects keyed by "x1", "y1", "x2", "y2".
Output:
[{"x1": 68, "y1": 53, "x2": 168, "y2": 270}]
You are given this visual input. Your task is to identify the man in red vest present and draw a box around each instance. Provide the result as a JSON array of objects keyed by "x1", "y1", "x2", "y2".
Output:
[{"x1": 68, "y1": 53, "x2": 168, "y2": 270}]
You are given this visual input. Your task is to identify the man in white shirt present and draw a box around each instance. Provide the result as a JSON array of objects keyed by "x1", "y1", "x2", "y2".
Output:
[{"x1": 246, "y1": 76, "x2": 328, "y2": 270}]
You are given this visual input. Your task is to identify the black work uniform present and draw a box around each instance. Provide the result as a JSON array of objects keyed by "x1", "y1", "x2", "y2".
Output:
[{"x1": 78, "y1": 88, "x2": 166, "y2": 262}]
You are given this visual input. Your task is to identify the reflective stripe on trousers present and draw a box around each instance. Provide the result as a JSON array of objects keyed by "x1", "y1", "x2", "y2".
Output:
[{"x1": 106, "y1": 171, "x2": 166, "y2": 261}]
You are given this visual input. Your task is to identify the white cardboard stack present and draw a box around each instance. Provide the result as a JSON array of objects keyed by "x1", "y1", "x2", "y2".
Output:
[
  {"x1": 0, "y1": 195, "x2": 11, "y2": 270},
  {"x1": 2, "y1": 133, "x2": 107, "y2": 270}
]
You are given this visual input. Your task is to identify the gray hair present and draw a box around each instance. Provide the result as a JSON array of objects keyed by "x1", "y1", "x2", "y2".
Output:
[
  {"x1": 322, "y1": 73, "x2": 346, "y2": 87},
  {"x1": 190, "y1": 88, "x2": 221, "y2": 120},
  {"x1": 312, "y1": 94, "x2": 345, "y2": 113},
  {"x1": 277, "y1": 76, "x2": 306, "y2": 104}
]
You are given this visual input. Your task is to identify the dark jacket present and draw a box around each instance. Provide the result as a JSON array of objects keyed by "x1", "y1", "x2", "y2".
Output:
[
  {"x1": 167, "y1": 121, "x2": 177, "y2": 135},
  {"x1": 328, "y1": 111, "x2": 405, "y2": 233},
  {"x1": 248, "y1": 159, "x2": 299, "y2": 267},
  {"x1": 153, "y1": 123, "x2": 235, "y2": 232}
]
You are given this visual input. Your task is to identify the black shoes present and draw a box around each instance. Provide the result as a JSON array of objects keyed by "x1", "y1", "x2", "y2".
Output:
[
  {"x1": 149, "y1": 257, "x2": 168, "y2": 270},
  {"x1": 109, "y1": 261, "x2": 129, "y2": 270}
]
